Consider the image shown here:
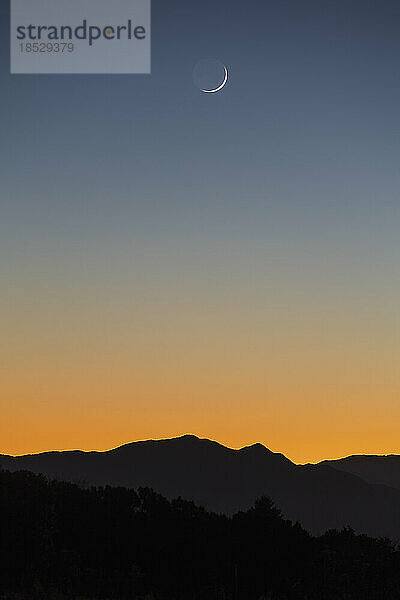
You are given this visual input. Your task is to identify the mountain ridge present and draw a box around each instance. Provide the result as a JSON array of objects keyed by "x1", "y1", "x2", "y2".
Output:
[
  {"x1": 317, "y1": 453, "x2": 400, "y2": 492},
  {"x1": 2, "y1": 435, "x2": 400, "y2": 540}
]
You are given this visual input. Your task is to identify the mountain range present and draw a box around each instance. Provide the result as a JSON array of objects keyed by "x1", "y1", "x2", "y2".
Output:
[
  {"x1": 2, "y1": 434, "x2": 400, "y2": 540},
  {"x1": 318, "y1": 454, "x2": 400, "y2": 491}
]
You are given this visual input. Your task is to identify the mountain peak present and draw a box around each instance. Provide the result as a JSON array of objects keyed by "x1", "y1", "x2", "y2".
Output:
[
  {"x1": 240, "y1": 442, "x2": 268, "y2": 452},
  {"x1": 3, "y1": 436, "x2": 400, "y2": 539},
  {"x1": 238, "y1": 442, "x2": 294, "y2": 466}
]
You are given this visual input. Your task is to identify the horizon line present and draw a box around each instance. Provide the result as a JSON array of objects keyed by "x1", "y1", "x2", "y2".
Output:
[{"x1": 2, "y1": 433, "x2": 400, "y2": 465}]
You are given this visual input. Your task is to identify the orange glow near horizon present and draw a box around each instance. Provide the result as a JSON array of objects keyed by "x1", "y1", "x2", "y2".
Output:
[
  {"x1": 2, "y1": 334, "x2": 400, "y2": 463},
  {"x1": 2, "y1": 230, "x2": 399, "y2": 465},
  {"x1": 2, "y1": 343, "x2": 399, "y2": 464}
]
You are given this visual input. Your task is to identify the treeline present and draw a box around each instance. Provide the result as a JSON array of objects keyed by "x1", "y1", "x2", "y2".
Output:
[{"x1": 0, "y1": 468, "x2": 399, "y2": 600}]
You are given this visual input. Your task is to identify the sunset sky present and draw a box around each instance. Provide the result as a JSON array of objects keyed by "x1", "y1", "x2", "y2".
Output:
[{"x1": 1, "y1": 0, "x2": 400, "y2": 464}]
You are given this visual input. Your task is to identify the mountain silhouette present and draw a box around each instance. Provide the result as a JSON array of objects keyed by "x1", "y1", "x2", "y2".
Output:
[
  {"x1": 4, "y1": 468, "x2": 400, "y2": 600},
  {"x1": 317, "y1": 454, "x2": 400, "y2": 492},
  {"x1": 2, "y1": 435, "x2": 400, "y2": 540}
]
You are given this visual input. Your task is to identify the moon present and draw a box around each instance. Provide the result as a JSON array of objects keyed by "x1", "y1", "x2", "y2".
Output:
[{"x1": 201, "y1": 66, "x2": 228, "y2": 93}]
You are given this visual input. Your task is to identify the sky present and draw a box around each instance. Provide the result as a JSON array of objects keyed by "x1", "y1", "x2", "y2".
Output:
[{"x1": 1, "y1": 0, "x2": 400, "y2": 463}]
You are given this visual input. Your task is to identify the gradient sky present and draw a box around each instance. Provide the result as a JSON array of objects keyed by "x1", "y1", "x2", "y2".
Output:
[{"x1": 1, "y1": 0, "x2": 400, "y2": 463}]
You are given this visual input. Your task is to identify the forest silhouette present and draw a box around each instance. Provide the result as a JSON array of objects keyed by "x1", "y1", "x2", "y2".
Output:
[
  {"x1": 3, "y1": 436, "x2": 400, "y2": 540},
  {"x1": 1, "y1": 468, "x2": 400, "y2": 600}
]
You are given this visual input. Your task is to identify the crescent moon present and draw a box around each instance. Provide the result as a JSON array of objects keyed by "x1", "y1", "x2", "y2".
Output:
[{"x1": 201, "y1": 66, "x2": 228, "y2": 93}]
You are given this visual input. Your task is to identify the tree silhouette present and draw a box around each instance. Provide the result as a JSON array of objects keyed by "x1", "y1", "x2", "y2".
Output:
[{"x1": 1, "y1": 467, "x2": 399, "y2": 599}]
